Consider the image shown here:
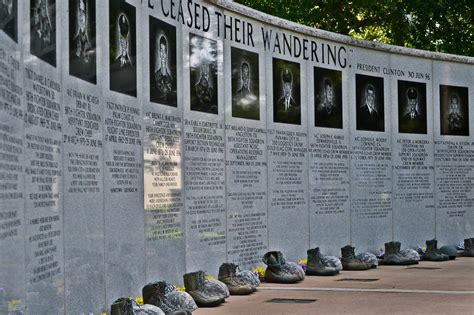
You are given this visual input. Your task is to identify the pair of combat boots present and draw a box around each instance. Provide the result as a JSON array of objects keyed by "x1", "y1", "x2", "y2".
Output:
[
  {"x1": 142, "y1": 281, "x2": 197, "y2": 315},
  {"x1": 218, "y1": 263, "x2": 258, "y2": 295},
  {"x1": 306, "y1": 247, "x2": 342, "y2": 276},
  {"x1": 383, "y1": 242, "x2": 419, "y2": 265},
  {"x1": 463, "y1": 238, "x2": 474, "y2": 257},
  {"x1": 262, "y1": 251, "x2": 305, "y2": 283},
  {"x1": 341, "y1": 245, "x2": 377, "y2": 270},
  {"x1": 421, "y1": 239, "x2": 449, "y2": 261},
  {"x1": 111, "y1": 297, "x2": 165, "y2": 315},
  {"x1": 183, "y1": 270, "x2": 228, "y2": 307}
]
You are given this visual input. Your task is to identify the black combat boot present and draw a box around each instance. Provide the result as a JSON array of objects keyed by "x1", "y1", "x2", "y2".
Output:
[
  {"x1": 463, "y1": 238, "x2": 474, "y2": 257},
  {"x1": 422, "y1": 239, "x2": 449, "y2": 261},
  {"x1": 341, "y1": 245, "x2": 372, "y2": 270},
  {"x1": 142, "y1": 281, "x2": 197, "y2": 314},
  {"x1": 306, "y1": 247, "x2": 340, "y2": 276},
  {"x1": 384, "y1": 241, "x2": 418, "y2": 265},
  {"x1": 183, "y1": 271, "x2": 225, "y2": 307},
  {"x1": 262, "y1": 251, "x2": 304, "y2": 283},
  {"x1": 218, "y1": 263, "x2": 255, "y2": 295}
]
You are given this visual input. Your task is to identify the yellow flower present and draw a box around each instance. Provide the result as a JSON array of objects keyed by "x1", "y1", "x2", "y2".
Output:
[
  {"x1": 252, "y1": 266, "x2": 266, "y2": 278},
  {"x1": 206, "y1": 275, "x2": 216, "y2": 281},
  {"x1": 173, "y1": 284, "x2": 186, "y2": 292},
  {"x1": 298, "y1": 259, "x2": 308, "y2": 266},
  {"x1": 135, "y1": 297, "x2": 144, "y2": 305}
]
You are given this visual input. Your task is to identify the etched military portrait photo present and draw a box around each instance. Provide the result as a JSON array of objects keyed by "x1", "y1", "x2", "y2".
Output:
[
  {"x1": 0, "y1": 0, "x2": 17, "y2": 42},
  {"x1": 30, "y1": 0, "x2": 56, "y2": 66},
  {"x1": 398, "y1": 81, "x2": 427, "y2": 134},
  {"x1": 231, "y1": 47, "x2": 259, "y2": 120},
  {"x1": 440, "y1": 85, "x2": 469, "y2": 136},
  {"x1": 190, "y1": 33, "x2": 218, "y2": 114},
  {"x1": 314, "y1": 67, "x2": 342, "y2": 129},
  {"x1": 149, "y1": 16, "x2": 177, "y2": 107},
  {"x1": 356, "y1": 74, "x2": 384, "y2": 132},
  {"x1": 109, "y1": 0, "x2": 136, "y2": 97},
  {"x1": 273, "y1": 58, "x2": 301, "y2": 125},
  {"x1": 69, "y1": 0, "x2": 96, "y2": 84}
]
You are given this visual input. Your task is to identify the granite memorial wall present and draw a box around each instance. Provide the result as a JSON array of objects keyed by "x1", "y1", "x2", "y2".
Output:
[{"x1": 0, "y1": 0, "x2": 473, "y2": 313}]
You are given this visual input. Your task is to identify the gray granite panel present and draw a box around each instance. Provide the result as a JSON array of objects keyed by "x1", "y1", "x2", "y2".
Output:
[
  {"x1": 349, "y1": 48, "x2": 393, "y2": 253},
  {"x1": 183, "y1": 2, "x2": 227, "y2": 276},
  {"x1": 433, "y1": 61, "x2": 474, "y2": 246},
  {"x1": 0, "y1": 3, "x2": 25, "y2": 313},
  {"x1": 23, "y1": 1, "x2": 65, "y2": 313},
  {"x1": 223, "y1": 12, "x2": 268, "y2": 269},
  {"x1": 61, "y1": 0, "x2": 106, "y2": 313},
  {"x1": 307, "y1": 42, "x2": 351, "y2": 257},
  {"x1": 390, "y1": 55, "x2": 435, "y2": 249},
  {"x1": 264, "y1": 26, "x2": 310, "y2": 262},
  {"x1": 101, "y1": 0, "x2": 146, "y2": 306},
  {"x1": 142, "y1": 5, "x2": 186, "y2": 285}
]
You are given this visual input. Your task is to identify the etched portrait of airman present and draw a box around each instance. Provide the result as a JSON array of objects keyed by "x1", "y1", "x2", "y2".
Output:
[
  {"x1": 109, "y1": 0, "x2": 137, "y2": 96},
  {"x1": 398, "y1": 81, "x2": 427, "y2": 134},
  {"x1": 356, "y1": 74, "x2": 384, "y2": 132},
  {"x1": 150, "y1": 16, "x2": 177, "y2": 107},
  {"x1": 273, "y1": 58, "x2": 301, "y2": 125},
  {"x1": 314, "y1": 67, "x2": 343, "y2": 129},
  {"x1": 69, "y1": 0, "x2": 96, "y2": 83},
  {"x1": 440, "y1": 85, "x2": 469, "y2": 136},
  {"x1": 190, "y1": 34, "x2": 218, "y2": 114},
  {"x1": 30, "y1": 0, "x2": 56, "y2": 66}
]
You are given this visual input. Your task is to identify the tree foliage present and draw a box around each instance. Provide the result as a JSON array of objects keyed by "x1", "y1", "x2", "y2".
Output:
[{"x1": 234, "y1": 0, "x2": 474, "y2": 57}]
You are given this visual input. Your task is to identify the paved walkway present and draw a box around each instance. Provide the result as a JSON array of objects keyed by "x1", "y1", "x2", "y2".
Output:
[{"x1": 194, "y1": 257, "x2": 474, "y2": 314}]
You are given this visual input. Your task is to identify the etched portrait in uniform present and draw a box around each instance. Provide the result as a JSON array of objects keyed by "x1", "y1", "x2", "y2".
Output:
[
  {"x1": 190, "y1": 33, "x2": 218, "y2": 114},
  {"x1": 231, "y1": 47, "x2": 259, "y2": 120},
  {"x1": 109, "y1": 0, "x2": 136, "y2": 97},
  {"x1": 30, "y1": 0, "x2": 56, "y2": 66},
  {"x1": 398, "y1": 80, "x2": 427, "y2": 134},
  {"x1": 69, "y1": 0, "x2": 96, "y2": 84},
  {"x1": 314, "y1": 67, "x2": 342, "y2": 129},
  {"x1": 356, "y1": 74, "x2": 384, "y2": 132},
  {"x1": 440, "y1": 85, "x2": 469, "y2": 136},
  {"x1": 273, "y1": 58, "x2": 300, "y2": 125},
  {"x1": 149, "y1": 16, "x2": 177, "y2": 107},
  {"x1": 0, "y1": 0, "x2": 17, "y2": 42}
]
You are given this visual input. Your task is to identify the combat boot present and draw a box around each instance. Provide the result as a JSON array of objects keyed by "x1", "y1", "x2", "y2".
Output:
[
  {"x1": 218, "y1": 263, "x2": 255, "y2": 295},
  {"x1": 111, "y1": 297, "x2": 165, "y2": 315},
  {"x1": 463, "y1": 238, "x2": 474, "y2": 257},
  {"x1": 262, "y1": 251, "x2": 304, "y2": 283},
  {"x1": 384, "y1": 242, "x2": 418, "y2": 265},
  {"x1": 142, "y1": 281, "x2": 197, "y2": 315},
  {"x1": 306, "y1": 247, "x2": 340, "y2": 276},
  {"x1": 183, "y1": 271, "x2": 225, "y2": 307},
  {"x1": 422, "y1": 239, "x2": 449, "y2": 261},
  {"x1": 341, "y1": 245, "x2": 372, "y2": 270}
]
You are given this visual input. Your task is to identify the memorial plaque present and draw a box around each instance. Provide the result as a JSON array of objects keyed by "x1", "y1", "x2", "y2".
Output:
[
  {"x1": 224, "y1": 13, "x2": 269, "y2": 268},
  {"x1": 433, "y1": 61, "x2": 474, "y2": 245},
  {"x1": 350, "y1": 48, "x2": 392, "y2": 252},
  {"x1": 101, "y1": 0, "x2": 145, "y2": 304},
  {"x1": 265, "y1": 27, "x2": 309, "y2": 261},
  {"x1": 62, "y1": 0, "x2": 106, "y2": 313},
  {"x1": 308, "y1": 54, "x2": 351, "y2": 256},
  {"x1": 390, "y1": 56, "x2": 435, "y2": 248},
  {"x1": 0, "y1": 6, "x2": 25, "y2": 313},
  {"x1": 183, "y1": 4, "x2": 227, "y2": 274},
  {"x1": 143, "y1": 6, "x2": 185, "y2": 284},
  {"x1": 23, "y1": 1, "x2": 64, "y2": 313}
]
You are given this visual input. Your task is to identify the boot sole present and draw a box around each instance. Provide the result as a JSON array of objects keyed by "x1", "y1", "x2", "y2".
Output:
[
  {"x1": 306, "y1": 269, "x2": 339, "y2": 276},
  {"x1": 195, "y1": 297, "x2": 225, "y2": 307}
]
